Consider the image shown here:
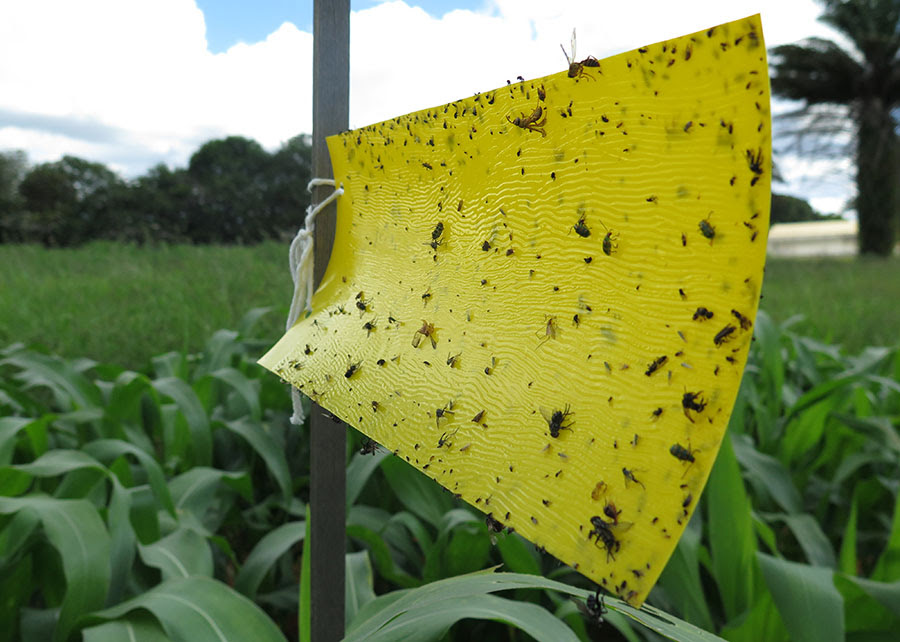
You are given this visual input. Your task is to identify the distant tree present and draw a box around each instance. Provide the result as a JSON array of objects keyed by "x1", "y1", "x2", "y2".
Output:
[
  {"x1": 187, "y1": 136, "x2": 271, "y2": 243},
  {"x1": 17, "y1": 155, "x2": 123, "y2": 246},
  {"x1": 0, "y1": 150, "x2": 28, "y2": 242},
  {"x1": 771, "y1": 193, "x2": 843, "y2": 224},
  {"x1": 128, "y1": 164, "x2": 194, "y2": 243},
  {"x1": 770, "y1": 0, "x2": 900, "y2": 255},
  {"x1": 267, "y1": 134, "x2": 312, "y2": 239}
]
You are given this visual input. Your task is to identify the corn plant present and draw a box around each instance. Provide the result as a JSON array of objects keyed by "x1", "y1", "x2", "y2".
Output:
[{"x1": 1, "y1": 308, "x2": 898, "y2": 641}]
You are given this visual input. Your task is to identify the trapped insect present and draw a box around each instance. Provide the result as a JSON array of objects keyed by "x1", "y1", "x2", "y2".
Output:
[
  {"x1": 714, "y1": 324, "x2": 737, "y2": 346},
  {"x1": 573, "y1": 215, "x2": 591, "y2": 237},
  {"x1": 412, "y1": 320, "x2": 437, "y2": 348},
  {"x1": 699, "y1": 214, "x2": 716, "y2": 242},
  {"x1": 576, "y1": 589, "x2": 607, "y2": 628},
  {"x1": 731, "y1": 308, "x2": 752, "y2": 330},
  {"x1": 670, "y1": 442, "x2": 698, "y2": 475},
  {"x1": 561, "y1": 28, "x2": 600, "y2": 80},
  {"x1": 435, "y1": 400, "x2": 455, "y2": 427},
  {"x1": 345, "y1": 361, "x2": 361, "y2": 378},
  {"x1": 622, "y1": 467, "x2": 645, "y2": 489},
  {"x1": 507, "y1": 104, "x2": 547, "y2": 137},
  {"x1": 360, "y1": 438, "x2": 379, "y2": 455},
  {"x1": 537, "y1": 315, "x2": 558, "y2": 347},
  {"x1": 588, "y1": 516, "x2": 631, "y2": 561},
  {"x1": 645, "y1": 355, "x2": 668, "y2": 376},
  {"x1": 541, "y1": 405, "x2": 574, "y2": 437},
  {"x1": 427, "y1": 221, "x2": 445, "y2": 250},
  {"x1": 682, "y1": 390, "x2": 707, "y2": 421}
]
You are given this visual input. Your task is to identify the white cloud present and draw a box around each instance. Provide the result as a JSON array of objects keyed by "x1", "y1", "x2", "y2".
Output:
[
  {"x1": 0, "y1": 0, "x2": 855, "y2": 217},
  {"x1": 0, "y1": 0, "x2": 313, "y2": 174}
]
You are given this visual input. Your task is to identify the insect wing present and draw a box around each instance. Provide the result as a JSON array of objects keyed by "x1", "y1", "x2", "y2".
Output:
[
  {"x1": 607, "y1": 520, "x2": 634, "y2": 537},
  {"x1": 539, "y1": 406, "x2": 556, "y2": 425}
]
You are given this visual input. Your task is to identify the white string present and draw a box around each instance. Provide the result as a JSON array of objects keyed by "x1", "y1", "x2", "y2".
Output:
[{"x1": 287, "y1": 177, "x2": 344, "y2": 425}]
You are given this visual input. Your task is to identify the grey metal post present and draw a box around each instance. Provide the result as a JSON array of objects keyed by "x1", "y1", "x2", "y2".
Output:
[{"x1": 311, "y1": 1, "x2": 349, "y2": 640}]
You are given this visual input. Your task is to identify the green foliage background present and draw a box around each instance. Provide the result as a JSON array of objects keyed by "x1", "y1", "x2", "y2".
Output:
[{"x1": 0, "y1": 245, "x2": 899, "y2": 641}]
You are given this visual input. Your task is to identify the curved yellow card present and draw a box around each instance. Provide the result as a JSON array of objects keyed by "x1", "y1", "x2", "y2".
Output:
[{"x1": 261, "y1": 15, "x2": 770, "y2": 605}]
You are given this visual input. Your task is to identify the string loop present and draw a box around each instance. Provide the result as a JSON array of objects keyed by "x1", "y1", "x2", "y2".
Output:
[{"x1": 287, "y1": 178, "x2": 343, "y2": 425}]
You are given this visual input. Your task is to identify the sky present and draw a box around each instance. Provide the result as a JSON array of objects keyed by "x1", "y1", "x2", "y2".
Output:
[{"x1": 0, "y1": 0, "x2": 854, "y2": 215}]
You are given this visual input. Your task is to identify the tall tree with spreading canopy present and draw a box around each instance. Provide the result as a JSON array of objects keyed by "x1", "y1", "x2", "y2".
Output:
[{"x1": 770, "y1": 0, "x2": 900, "y2": 255}]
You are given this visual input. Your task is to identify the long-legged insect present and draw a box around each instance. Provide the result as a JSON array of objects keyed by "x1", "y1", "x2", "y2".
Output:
[
  {"x1": 412, "y1": 320, "x2": 437, "y2": 348},
  {"x1": 561, "y1": 29, "x2": 600, "y2": 80},
  {"x1": 536, "y1": 315, "x2": 558, "y2": 348},
  {"x1": 507, "y1": 104, "x2": 547, "y2": 137}
]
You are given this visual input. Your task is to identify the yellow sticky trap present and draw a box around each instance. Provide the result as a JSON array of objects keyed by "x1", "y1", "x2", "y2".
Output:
[{"x1": 261, "y1": 15, "x2": 770, "y2": 605}]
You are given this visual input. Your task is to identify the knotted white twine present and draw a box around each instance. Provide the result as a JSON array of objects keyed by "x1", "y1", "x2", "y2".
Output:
[{"x1": 287, "y1": 177, "x2": 344, "y2": 425}]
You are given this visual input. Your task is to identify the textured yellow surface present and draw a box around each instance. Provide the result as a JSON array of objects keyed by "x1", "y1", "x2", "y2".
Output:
[{"x1": 260, "y1": 15, "x2": 770, "y2": 605}]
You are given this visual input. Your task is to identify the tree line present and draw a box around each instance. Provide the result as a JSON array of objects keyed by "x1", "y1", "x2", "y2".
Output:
[
  {"x1": 0, "y1": 133, "x2": 839, "y2": 248},
  {"x1": 0, "y1": 135, "x2": 312, "y2": 246}
]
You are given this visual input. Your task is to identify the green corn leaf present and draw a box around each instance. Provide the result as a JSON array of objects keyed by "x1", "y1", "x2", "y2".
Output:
[
  {"x1": 496, "y1": 531, "x2": 542, "y2": 576},
  {"x1": 657, "y1": 521, "x2": 714, "y2": 631},
  {"x1": 871, "y1": 488, "x2": 900, "y2": 582},
  {"x1": 19, "y1": 607, "x2": 59, "y2": 641},
  {"x1": 834, "y1": 574, "x2": 895, "y2": 634},
  {"x1": 380, "y1": 456, "x2": 456, "y2": 529},
  {"x1": 105, "y1": 477, "x2": 137, "y2": 604},
  {"x1": 151, "y1": 352, "x2": 188, "y2": 380},
  {"x1": 764, "y1": 513, "x2": 836, "y2": 568},
  {"x1": 219, "y1": 418, "x2": 291, "y2": 502},
  {"x1": 385, "y1": 510, "x2": 434, "y2": 561},
  {"x1": 1, "y1": 351, "x2": 102, "y2": 410},
  {"x1": 0, "y1": 507, "x2": 40, "y2": 561},
  {"x1": 167, "y1": 467, "x2": 249, "y2": 532},
  {"x1": 839, "y1": 486, "x2": 860, "y2": 575},
  {"x1": 346, "y1": 550, "x2": 376, "y2": 628},
  {"x1": 442, "y1": 520, "x2": 491, "y2": 578},
  {"x1": 82, "y1": 611, "x2": 173, "y2": 642},
  {"x1": 196, "y1": 329, "x2": 241, "y2": 376},
  {"x1": 346, "y1": 524, "x2": 422, "y2": 588},
  {"x1": 82, "y1": 576, "x2": 287, "y2": 642},
  {"x1": 237, "y1": 307, "x2": 273, "y2": 337},
  {"x1": 152, "y1": 377, "x2": 212, "y2": 467},
  {"x1": 719, "y1": 590, "x2": 788, "y2": 642},
  {"x1": 0, "y1": 449, "x2": 106, "y2": 497},
  {"x1": 732, "y1": 433, "x2": 802, "y2": 513},
  {"x1": 234, "y1": 521, "x2": 305, "y2": 600},
  {"x1": 758, "y1": 552, "x2": 844, "y2": 642},
  {"x1": 0, "y1": 416, "x2": 34, "y2": 465},
  {"x1": 835, "y1": 414, "x2": 900, "y2": 456},
  {"x1": 707, "y1": 433, "x2": 757, "y2": 620},
  {"x1": 138, "y1": 527, "x2": 213, "y2": 580},
  {"x1": 846, "y1": 576, "x2": 900, "y2": 620},
  {"x1": 0, "y1": 495, "x2": 110, "y2": 642},
  {"x1": 207, "y1": 367, "x2": 261, "y2": 421},
  {"x1": 354, "y1": 593, "x2": 581, "y2": 642},
  {"x1": 780, "y1": 400, "x2": 833, "y2": 465},
  {"x1": 346, "y1": 449, "x2": 388, "y2": 508},
  {"x1": 751, "y1": 311, "x2": 786, "y2": 435},
  {"x1": 0, "y1": 555, "x2": 33, "y2": 639},
  {"x1": 345, "y1": 569, "x2": 727, "y2": 641},
  {"x1": 299, "y1": 506, "x2": 311, "y2": 642},
  {"x1": 83, "y1": 439, "x2": 176, "y2": 517}
]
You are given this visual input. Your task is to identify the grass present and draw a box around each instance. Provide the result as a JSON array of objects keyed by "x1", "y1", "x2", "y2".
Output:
[
  {"x1": 0, "y1": 243, "x2": 897, "y2": 369},
  {"x1": 0, "y1": 241, "x2": 289, "y2": 370},
  {"x1": 760, "y1": 256, "x2": 900, "y2": 352}
]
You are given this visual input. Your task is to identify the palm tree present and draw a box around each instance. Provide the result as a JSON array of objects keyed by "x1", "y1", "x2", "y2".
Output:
[{"x1": 770, "y1": 0, "x2": 900, "y2": 255}]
